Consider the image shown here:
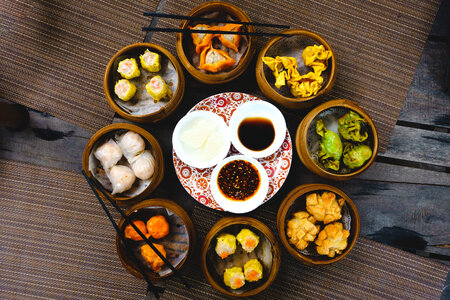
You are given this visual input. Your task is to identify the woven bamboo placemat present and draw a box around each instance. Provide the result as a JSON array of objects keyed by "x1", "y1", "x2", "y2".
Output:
[
  {"x1": 149, "y1": 0, "x2": 441, "y2": 152},
  {"x1": 0, "y1": 0, "x2": 156, "y2": 133},
  {"x1": 0, "y1": 159, "x2": 447, "y2": 299}
]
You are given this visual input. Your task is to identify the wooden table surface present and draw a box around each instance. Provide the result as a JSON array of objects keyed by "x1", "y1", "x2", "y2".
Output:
[{"x1": 0, "y1": 0, "x2": 449, "y2": 296}]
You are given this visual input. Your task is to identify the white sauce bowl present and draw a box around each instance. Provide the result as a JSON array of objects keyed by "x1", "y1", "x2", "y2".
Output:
[{"x1": 172, "y1": 110, "x2": 231, "y2": 169}]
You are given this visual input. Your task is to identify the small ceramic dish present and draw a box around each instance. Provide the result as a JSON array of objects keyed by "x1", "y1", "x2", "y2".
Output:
[
  {"x1": 201, "y1": 217, "x2": 281, "y2": 297},
  {"x1": 228, "y1": 100, "x2": 286, "y2": 158},
  {"x1": 277, "y1": 184, "x2": 359, "y2": 265},
  {"x1": 175, "y1": 1, "x2": 257, "y2": 84},
  {"x1": 210, "y1": 155, "x2": 269, "y2": 214},
  {"x1": 256, "y1": 29, "x2": 336, "y2": 109},
  {"x1": 116, "y1": 199, "x2": 195, "y2": 280},
  {"x1": 172, "y1": 110, "x2": 231, "y2": 169},
  {"x1": 104, "y1": 43, "x2": 185, "y2": 123},
  {"x1": 296, "y1": 99, "x2": 378, "y2": 180},
  {"x1": 82, "y1": 123, "x2": 164, "y2": 206}
]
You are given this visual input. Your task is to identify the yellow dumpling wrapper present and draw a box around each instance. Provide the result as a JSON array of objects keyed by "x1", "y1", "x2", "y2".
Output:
[
  {"x1": 263, "y1": 56, "x2": 300, "y2": 89},
  {"x1": 117, "y1": 58, "x2": 140, "y2": 79},
  {"x1": 140, "y1": 49, "x2": 161, "y2": 72},
  {"x1": 145, "y1": 76, "x2": 172, "y2": 102},
  {"x1": 262, "y1": 56, "x2": 283, "y2": 78},
  {"x1": 114, "y1": 79, "x2": 136, "y2": 101},
  {"x1": 288, "y1": 72, "x2": 323, "y2": 97},
  {"x1": 302, "y1": 45, "x2": 332, "y2": 75}
]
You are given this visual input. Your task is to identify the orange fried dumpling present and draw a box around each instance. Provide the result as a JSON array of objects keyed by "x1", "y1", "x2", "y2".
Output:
[
  {"x1": 306, "y1": 191, "x2": 345, "y2": 224},
  {"x1": 147, "y1": 215, "x2": 170, "y2": 239},
  {"x1": 124, "y1": 220, "x2": 151, "y2": 241},
  {"x1": 190, "y1": 24, "x2": 214, "y2": 54},
  {"x1": 140, "y1": 243, "x2": 166, "y2": 272},
  {"x1": 315, "y1": 222, "x2": 350, "y2": 257},
  {"x1": 199, "y1": 45, "x2": 236, "y2": 73},
  {"x1": 217, "y1": 24, "x2": 243, "y2": 52}
]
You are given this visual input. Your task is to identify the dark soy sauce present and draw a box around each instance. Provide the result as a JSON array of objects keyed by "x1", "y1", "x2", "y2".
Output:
[{"x1": 238, "y1": 117, "x2": 275, "y2": 151}]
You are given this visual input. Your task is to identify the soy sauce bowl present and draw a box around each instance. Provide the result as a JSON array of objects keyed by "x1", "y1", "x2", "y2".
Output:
[
  {"x1": 210, "y1": 155, "x2": 269, "y2": 214},
  {"x1": 229, "y1": 101, "x2": 286, "y2": 158}
]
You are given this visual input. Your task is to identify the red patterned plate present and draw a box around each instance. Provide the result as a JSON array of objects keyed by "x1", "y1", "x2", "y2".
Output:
[{"x1": 173, "y1": 92, "x2": 292, "y2": 210}]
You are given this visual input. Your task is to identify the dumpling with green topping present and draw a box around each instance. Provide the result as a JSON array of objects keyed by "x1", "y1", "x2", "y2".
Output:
[
  {"x1": 316, "y1": 119, "x2": 343, "y2": 171},
  {"x1": 343, "y1": 143, "x2": 372, "y2": 169},
  {"x1": 338, "y1": 111, "x2": 368, "y2": 142}
]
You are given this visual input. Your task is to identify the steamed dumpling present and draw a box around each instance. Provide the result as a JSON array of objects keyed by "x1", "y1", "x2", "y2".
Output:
[
  {"x1": 94, "y1": 139, "x2": 123, "y2": 170},
  {"x1": 109, "y1": 165, "x2": 136, "y2": 194},
  {"x1": 117, "y1": 131, "x2": 145, "y2": 160},
  {"x1": 130, "y1": 150, "x2": 155, "y2": 180}
]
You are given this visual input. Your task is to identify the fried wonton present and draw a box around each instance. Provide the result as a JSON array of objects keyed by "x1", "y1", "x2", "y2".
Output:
[
  {"x1": 288, "y1": 71, "x2": 323, "y2": 97},
  {"x1": 199, "y1": 45, "x2": 236, "y2": 73},
  {"x1": 302, "y1": 44, "x2": 332, "y2": 75},
  {"x1": 306, "y1": 191, "x2": 345, "y2": 224},
  {"x1": 315, "y1": 222, "x2": 349, "y2": 257},
  {"x1": 316, "y1": 119, "x2": 343, "y2": 171},
  {"x1": 217, "y1": 23, "x2": 243, "y2": 52},
  {"x1": 286, "y1": 211, "x2": 320, "y2": 250}
]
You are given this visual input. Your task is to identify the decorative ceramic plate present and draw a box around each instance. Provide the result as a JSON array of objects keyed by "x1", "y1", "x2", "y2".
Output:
[{"x1": 173, "y1": 92, "x2": 292, "y2": 210}]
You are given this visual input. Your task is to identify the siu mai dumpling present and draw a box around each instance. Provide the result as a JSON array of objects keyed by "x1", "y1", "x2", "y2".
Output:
[
  {"x1": 145, "y1": 76, "x2": 172, "y2": 102},
  {"x1": 130, "y1": 150, "x2": 155, "y2": 180},
  {"x1": 140, "y1": 49, "x2": 161, "y2": 72},
  {"x1": 114, "y1": 79, "x2": 136, "y2": 101},
  {"x1": 199, "y1": 45, "x2": 236, "y2": 73},
  {"x1": 117, "y1": 131, "x2": 145, "y2": 160},
  {"x1": 94, "y1": 139, "x2": 123, "y2": 170},
  {"x1": 109, "y1": 165, "x2": 136, "y2": 194},
  {"x1": 117, "y1": 58, "x2": 140, "y2": 79},
  {"x1": 217, "y1": 24, "x2": 243, "y2": 52}
]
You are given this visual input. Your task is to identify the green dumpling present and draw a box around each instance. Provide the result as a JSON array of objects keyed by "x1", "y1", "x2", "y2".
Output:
[
  {"x1": 343, "y1": 143, "x2": 372, "y2": 169},
  {"x1": 316, "y1": 119, "x2": 343, "y2": 171},
  {"x1": 338, "y1": 111, "x2": 368, "y2": 142}
]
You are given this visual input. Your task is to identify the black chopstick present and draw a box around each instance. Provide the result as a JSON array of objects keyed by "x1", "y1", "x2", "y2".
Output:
[
  {"x1": 141, "y1": 27, "x2": 291, "y2": 37},
  {"x1": 81, "y1": 171, "x2": 164, "y2": 299},
  {"x1": 83, "y1": 172, "x2": 191, "y2": 290},
  {"x1": 143, "y1": 12, "x2": 290, "y2": 29}
]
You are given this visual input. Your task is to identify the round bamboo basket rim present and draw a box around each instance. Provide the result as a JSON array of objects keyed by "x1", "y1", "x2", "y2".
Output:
[
  {"x1": 255, "y1": 29, "x2": 337, "y2": 107},
  {"x1": 277, "y1": 184, "x2": 360, "y2": 265},
  {"x1": 81, "y1": 123, "x2": 164, "y2": 204},
  {"x1": 115, "y1": 198, "x2": 196, "y2": 280},
  {"x1": 295, "y1": 99, "x2": 379, "y2": 180},
  {"x1": 104, "y1": 42, "x2": 185, "y2": 123},
  {"x1": 200, "y1": 216, "x2": 281, "y2": 297},
  {"x1": 175, "y1": 1, "x2": 256, "y2": 84}
]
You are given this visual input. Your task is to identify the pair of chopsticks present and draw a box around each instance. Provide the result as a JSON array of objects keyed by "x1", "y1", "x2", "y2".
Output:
[
  {"x1": 142, "y1": 12, "x2": 292, "y2": 37},
  {"x1": 81, "y1": 171, "x2": 190, "y2": 299}
]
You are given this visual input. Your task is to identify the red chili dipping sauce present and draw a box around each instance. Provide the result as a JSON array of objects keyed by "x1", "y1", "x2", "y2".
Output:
[{"x1": 217, "y1": 160, "x2": 260, "y2": 201}]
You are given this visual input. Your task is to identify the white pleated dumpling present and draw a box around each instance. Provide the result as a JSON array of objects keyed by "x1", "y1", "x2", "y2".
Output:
[
  {"x1": 109, "y1": 165, "x2": 136, "y2": 194},
  {"x1": 117, "y1": 131, "x2": 145, "y2": 160},
  {"x1": 94, "y1": 139, "x2": 123, "y2": 170},
  {"x1": 130, "y1": 150, "x2": 156, "y2": 180}
]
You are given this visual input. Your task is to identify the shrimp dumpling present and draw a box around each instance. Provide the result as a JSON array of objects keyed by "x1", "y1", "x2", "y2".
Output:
[
  {"x1": 109, "y1": 165, "x2": 136, "y2": 194},
  {"x1": 117, "y1": 131, "x2": 145, "y2": 160},
  {"x1": 94, "y1": 139, "x2": 123, "y2": 170},
  {"x1": 130, "y1": 150, "x2": 156, "y2": 180}
]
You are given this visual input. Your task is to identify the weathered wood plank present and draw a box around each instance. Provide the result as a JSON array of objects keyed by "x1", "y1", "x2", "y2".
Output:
[
  {"x1": 430, "y1": 0, "x2": 450, "y2": 38},
  {"x1": 379, "y1": 125, "x2": 450, "y2": 167},
  {"x1": 0, "y1": 108, "x2": 91, "y2": 171},
  {"x1": 399, "y1": 40, "x2": 450, "y2": 128}
]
